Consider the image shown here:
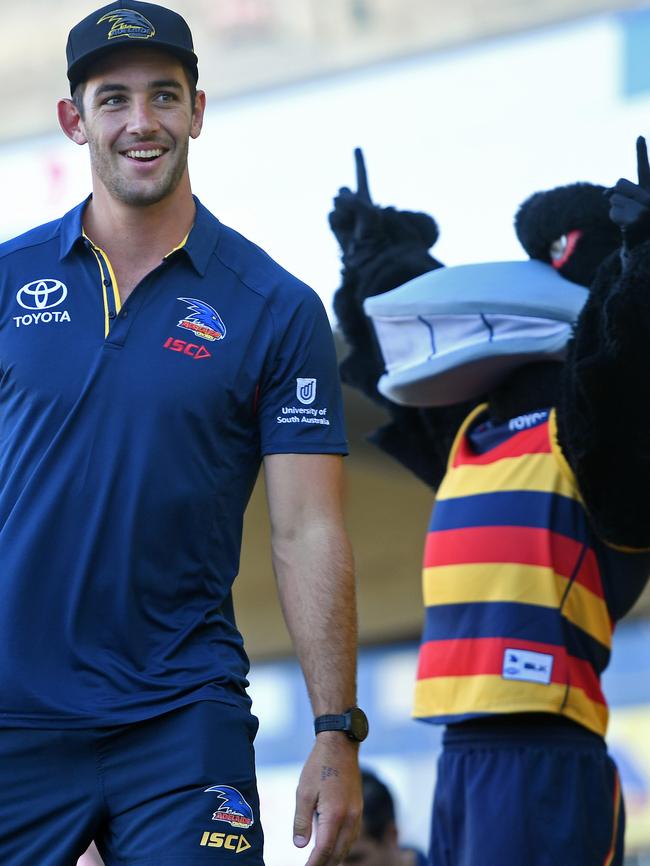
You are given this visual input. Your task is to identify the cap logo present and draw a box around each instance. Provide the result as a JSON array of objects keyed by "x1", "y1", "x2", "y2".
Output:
[{"x1": 97, "y1": 9, "x2": 156, "y2": 41}]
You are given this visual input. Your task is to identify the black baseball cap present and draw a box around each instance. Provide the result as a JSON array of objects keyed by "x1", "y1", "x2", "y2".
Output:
[{"x1": 66, "y1": 1, "x2": 199, "y2": 93}]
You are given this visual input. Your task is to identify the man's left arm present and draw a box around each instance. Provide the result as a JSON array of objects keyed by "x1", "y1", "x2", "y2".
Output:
[{"x1": 263, "y1": 452, "x2": 362, "y2": 866}]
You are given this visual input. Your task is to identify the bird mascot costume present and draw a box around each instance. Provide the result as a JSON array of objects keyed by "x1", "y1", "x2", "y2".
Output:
[{"x1": 330, "y1": 142, "x2": 650, "y2": 866}]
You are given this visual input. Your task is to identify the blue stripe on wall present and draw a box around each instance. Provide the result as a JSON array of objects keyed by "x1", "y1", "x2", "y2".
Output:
[{"x1": 620, "y1": 8, "x2": 650, "y2": 97}]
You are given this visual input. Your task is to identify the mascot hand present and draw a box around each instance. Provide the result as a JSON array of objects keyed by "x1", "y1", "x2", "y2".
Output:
[
  {"x1": 329, "y1": 148, "x2": 384, "y2": 268},
  {"x1": 606, "y1": 136, "x2": 650, "y2": 247},
  {"x1": 331, "y1": 149, "x2": 442, "y2": 405}
]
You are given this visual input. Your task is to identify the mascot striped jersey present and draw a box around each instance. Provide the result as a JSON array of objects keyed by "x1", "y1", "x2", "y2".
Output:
[{"x1": 414, "y1": 404, "x2": 645, "y2": 736}]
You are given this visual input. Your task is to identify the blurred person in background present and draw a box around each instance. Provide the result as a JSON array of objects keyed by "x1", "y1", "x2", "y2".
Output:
[
  {"x1": 342, "y1": 768, "x2": 427, "y2": 866},
  {"x1": 0, "y1": 2, "x2": 366, "y2": 864}
]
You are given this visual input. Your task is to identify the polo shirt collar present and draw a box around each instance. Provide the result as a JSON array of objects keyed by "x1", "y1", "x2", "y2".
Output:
[
  {"x1": 179, "y1": 197, "x2": 221, "y2": 276},
  {"x1": 58, "y1": 195, "x2": 221, "y2": 277},
  {"x1": 59, "y1": 197, "x2": 90, "y2": 260}
]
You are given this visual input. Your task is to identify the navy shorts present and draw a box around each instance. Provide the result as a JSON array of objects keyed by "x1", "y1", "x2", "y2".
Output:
[
  {"x1": 430, "y1": 720, "x2": 624, "y2": 866},
  {"x1": 0, "y1": 701, "x2": 264, "y2": 866}
]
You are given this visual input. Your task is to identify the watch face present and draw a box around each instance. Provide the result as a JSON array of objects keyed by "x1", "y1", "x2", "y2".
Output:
[{"x1": 349, "y1": 707, "x2": 369, "y2": 741}]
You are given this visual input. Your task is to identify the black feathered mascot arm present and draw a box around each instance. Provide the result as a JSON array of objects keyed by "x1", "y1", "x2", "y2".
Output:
[
  {"x1": 557, "y1": 136, "x2": 650, "y2": 551},
  {"x1": 330, "y1": 149, "x2": 474, "y2": 489}
]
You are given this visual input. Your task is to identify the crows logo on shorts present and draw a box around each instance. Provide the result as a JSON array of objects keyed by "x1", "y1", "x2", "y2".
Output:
[
  {"x1": 204, "y1": 785, "x2": 254, "y2": 829},
  {"x1": 177, "y1": 298, "x2": 227, "y2": 342}
]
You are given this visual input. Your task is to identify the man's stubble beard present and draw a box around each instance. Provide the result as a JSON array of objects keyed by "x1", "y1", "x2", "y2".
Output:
[{"x1": 88, "y1": 136, "x2": 190, "y2": 207}]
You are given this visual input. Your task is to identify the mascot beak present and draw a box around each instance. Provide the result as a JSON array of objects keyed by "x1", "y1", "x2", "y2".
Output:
[{"x1": 365, "y1": 259, "x2": 589, "y2": 407}]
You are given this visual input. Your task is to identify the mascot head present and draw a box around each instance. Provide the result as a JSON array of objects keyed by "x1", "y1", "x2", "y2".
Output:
[
  {"x1": 366, "y1": 183, "x2": 622, "y2": 407},
  {"x1": 515, "y1": 182, "x2": 620, "y2": 288}
]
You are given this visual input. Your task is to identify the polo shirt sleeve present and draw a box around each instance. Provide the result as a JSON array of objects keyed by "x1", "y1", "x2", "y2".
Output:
[{"x1": 257, "y1": 284, "x2": 348, "y2": 456}]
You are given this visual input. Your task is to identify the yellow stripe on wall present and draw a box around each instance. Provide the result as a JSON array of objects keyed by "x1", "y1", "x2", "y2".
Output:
[
  {"x1": 423, "y1": 563, "x2": 612, "y2": 648},
  {"x1": 413, "y1": 675, "x2": 608, "y2": 735}
]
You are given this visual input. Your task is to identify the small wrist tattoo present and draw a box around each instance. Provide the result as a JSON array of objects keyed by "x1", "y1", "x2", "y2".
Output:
[{"x1": 321, "y1": 765, "x2": 340, "y2": 781}]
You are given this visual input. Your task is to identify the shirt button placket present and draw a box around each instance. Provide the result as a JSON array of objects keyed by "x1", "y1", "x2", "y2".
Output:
[{"x1": 104, "y1": 277, "x2": 118, "y2": 330}]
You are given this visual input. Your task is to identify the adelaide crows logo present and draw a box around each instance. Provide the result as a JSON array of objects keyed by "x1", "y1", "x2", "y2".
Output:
[
  {"x1": 177, "y1": 297, "x2": 227, "y2": 342},
  {"x1": 97, "y1": 9, "x2": 156, "y2": 41},
  {"x1": 204, "y1": 785, "x2": 254, "y2": 829}
]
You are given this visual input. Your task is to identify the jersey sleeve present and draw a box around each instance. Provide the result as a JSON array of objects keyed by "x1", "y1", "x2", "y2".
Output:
[{"x1": 257, "y1": 285, "x2": 348, "y2": 456}]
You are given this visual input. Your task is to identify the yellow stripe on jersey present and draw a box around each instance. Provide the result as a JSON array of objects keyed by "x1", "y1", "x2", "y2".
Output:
[
  {"x1": 85, "y1": 243, "x2": 110, "y2": 338},
  {"x1": 83, "y1": 232, "x2": 123, "y2": 337},
  {"x1": 436, "y1": 451, "x2": 580, "y2": 502},
  {"x1": 423, "y1": 562, "x2": 612, "y2": 649},
  {"x1": 548, "y1": 408, "x2": 576, "y2": 487},
  {"x1": 444, "y1": 403, "x2": 488, "y2": 472},
  {"x1": 164, "y1": 231, "x2": 190, "y2": 257},
  {"x1": 101, "y1": 251, "x2": 122, "y2": 316},
  {"x1": 413, "y1": 675, "x2": 608, "y2": 736}
]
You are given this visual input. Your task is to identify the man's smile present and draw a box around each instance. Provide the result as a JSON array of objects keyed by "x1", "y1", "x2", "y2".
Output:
[{"x1": 120, "y1": 146, "x2": 168, "y2": 162}]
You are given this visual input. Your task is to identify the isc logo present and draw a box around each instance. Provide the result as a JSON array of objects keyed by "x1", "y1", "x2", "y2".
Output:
[
  {"x1": 199, "y1": 831, "x2": 251, "y2": 853},
  {"x1": 163, "y1": 337, "x2": 211, "y2": 359}
]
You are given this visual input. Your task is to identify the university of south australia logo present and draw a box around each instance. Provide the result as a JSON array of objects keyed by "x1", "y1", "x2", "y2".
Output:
[{"x1": 296, "y1": 378, "x2": 317, "y2": 405}]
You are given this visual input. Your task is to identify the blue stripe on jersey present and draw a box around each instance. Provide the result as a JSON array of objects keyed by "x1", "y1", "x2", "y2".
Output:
[
  {"x1": 422, "y1": 601, "x2": 610, "y2": 671},
  {"x1": 429, "y1": 490, "x2": 590, "y2": 544}
]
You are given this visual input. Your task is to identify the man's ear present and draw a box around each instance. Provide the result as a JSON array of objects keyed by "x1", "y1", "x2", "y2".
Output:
[
  {"x1": 190, "y1": 90, "x2": 206, "y2": 140},
  {"x1": 57, "y1": 98, "x2": 88, "y2": 145}
]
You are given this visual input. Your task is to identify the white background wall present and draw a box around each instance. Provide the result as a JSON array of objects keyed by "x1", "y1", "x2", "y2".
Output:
[{"x1": 2, "y1": 12, "x2": 649, "y2": 318}]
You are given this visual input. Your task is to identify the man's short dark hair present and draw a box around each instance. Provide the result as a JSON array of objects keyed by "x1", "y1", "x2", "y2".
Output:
[
  {"x1": 72, "y1": 83, "x2": 86, "y2": 120},
  {"x1": 361, "y1": 768, "x2": 396, "y2": 842}
]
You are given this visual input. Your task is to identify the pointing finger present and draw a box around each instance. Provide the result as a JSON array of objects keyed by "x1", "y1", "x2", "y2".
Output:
[
  {"x1": 354, "y1": 147, "x2": 372, "y2": 203},
  {"x1": 637, "y1": 136, "x2": 650, "y2": 188}
]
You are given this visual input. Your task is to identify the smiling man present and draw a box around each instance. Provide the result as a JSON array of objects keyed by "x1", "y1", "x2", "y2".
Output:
[{"x1": 0, "y1": 3, "x2": 365, "y2": 866}]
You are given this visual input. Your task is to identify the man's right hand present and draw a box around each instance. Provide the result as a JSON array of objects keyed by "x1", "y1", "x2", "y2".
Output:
[{"x1": 606, "y1": 136, "x2": 650, "y2": 246}]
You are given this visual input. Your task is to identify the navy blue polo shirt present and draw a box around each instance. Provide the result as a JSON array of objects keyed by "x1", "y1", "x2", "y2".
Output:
[{"x1": 0, "y1": 197, "x2": 347, "y2": 728}]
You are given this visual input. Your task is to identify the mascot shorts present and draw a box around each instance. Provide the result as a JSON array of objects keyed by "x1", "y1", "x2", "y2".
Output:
[
  {"x1": 0, "y1": 700, "x2": 264, "y2": 866},
  {"x1": 429, "y1": 719, "x2": 624, "y2": 866}
]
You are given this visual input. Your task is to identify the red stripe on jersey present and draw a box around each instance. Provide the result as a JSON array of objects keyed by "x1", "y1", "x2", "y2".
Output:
[
  {"x1": 567, "y1": 653, "x2": 607, "y2": 705},
  {"x1": 453, "y1": 421, "x2": 551, "y2": 468},
  {"x1": 423, "y1": 526, "x2": 604, "y2": 598},
  {"x1": 417, "y1": 637, "x2": 606, "y2": 706}
]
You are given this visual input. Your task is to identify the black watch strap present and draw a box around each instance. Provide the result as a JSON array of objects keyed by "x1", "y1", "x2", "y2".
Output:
[
  {"x1": 314, "y1": 714, "x2": 348, "y2": 734},
  {"x1": 314, "y1": 707, "x2": 369, "y2": 742}
]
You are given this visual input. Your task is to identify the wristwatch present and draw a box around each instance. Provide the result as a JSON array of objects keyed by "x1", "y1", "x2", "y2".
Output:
[{"x1": 314, "y1": 707, "x2": 369, "y2": 742}]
